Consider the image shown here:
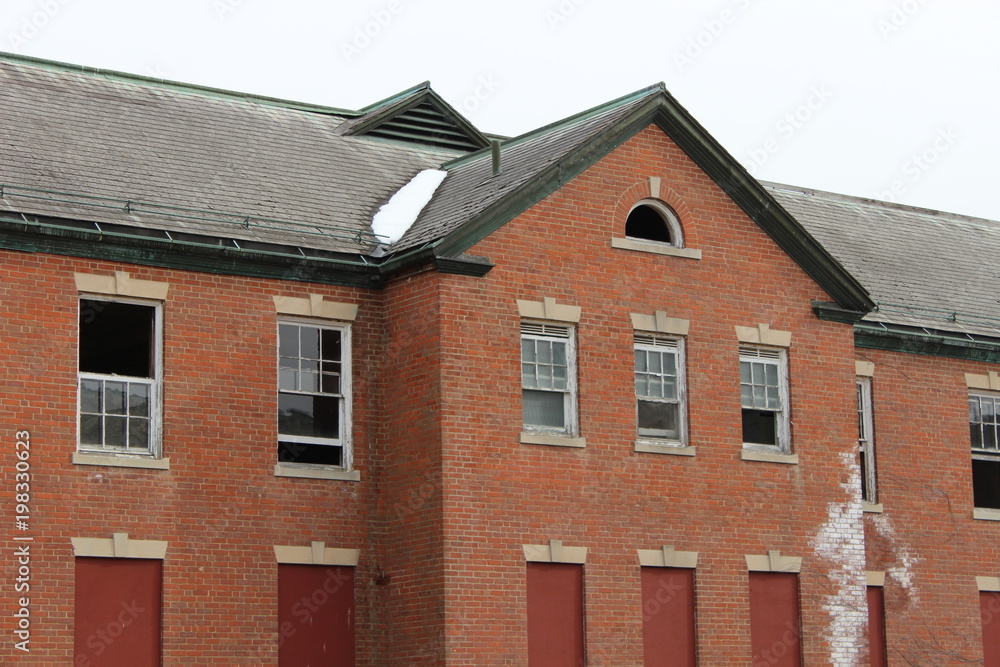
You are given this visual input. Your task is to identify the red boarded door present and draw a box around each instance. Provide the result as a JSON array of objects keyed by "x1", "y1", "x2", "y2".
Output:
[
  {"x1": 526, "y1": 562, "x2": 584, "y2": 666},
  {"x1": 982, "y1": 591, "x2": 1000, "y2": 666},
  {"x1": 641, "y1": 567, "x2": 696, "y2": 666},
  {"x1": 278, "y1": 565, "x2": 355, "y2": 667},
  {"x1": 867, "y1": 586, "x2": 888, "y2": 667},
  {"x1": 748, "y1": 572, "x2": 801, "y2": 667},
  {"x1": 74, "y1": 557, "x2": 162, "y2": 667}
]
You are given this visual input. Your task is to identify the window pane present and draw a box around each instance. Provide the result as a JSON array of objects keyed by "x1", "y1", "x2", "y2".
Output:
[
  {"x1": 523, "y1": 389, "x2": 565, "y2": 429},
  {"x1": 278, "y1": 441, "x2": 344, "y2": 466},
  {"x1": 752, "y1": 363, "x2": 765, "y2": 385},
  {"x1": 648, "y1": 352, "x2": 662, "y2": 374},
  {"x1": 129, "y1": 418, "x2": 149, "y2": 449},
  {"x1": 986, "y1": 427, "x2": 998, "y2": 451},
  {"x1": 972, "y1": 424, "x2": 983, "y2": 449},
  {"x1": 647, "y1": 377, "x2": 663, "y2": 399},
  {"x1": 129, "y1": 383, "x2": 149, "y2": 417},
  {"x1": 537, "y1": 340, "x2": 552, "y2": 364},
  {"x1": 765, "y1": 364, "x2": 778, "y2": 386},
  {"x1": 522, "y1": 340, "x2": 536, "y2": 363},
  {"x1": 300, "y1": 371, "x2": 319, "y2": 393},
  {"x1": 663, "y1": 353, "x2": 676, "y2": 375},
  {"x1": 740, "y1": 384, "x2": 752, "y2": 408},
  {"x1": 321, "y1": 373, "x2": 341, "y2": 395},
  {"x1": 80, "y1": 415, "x2": 102, "y2": 445},
  {"x1": 81, "y1": 379, "x2": 102, "y2": 413},
  {"x1": 320, "y1": 328, "x2": 341, "y2": 362},
  {"x1": 743, "y1": 409, "x2": 777, "y2": 445},
  {"x1": 740, "y1": 361, "x2": 751, "y2": 384},
  {"x1": 766, "y1": 386, "x2": 781, "y2": 410},
  {"x1": 300, "y1": 326, "x2": 320, "y2": 359},
  {"x1": 971, "y1": 397, "x2": 983, "y2": 424},
  {"x1": 552, "y1": 365, "x2": 567, "y2": 390},
  {"x1": 552, "y1": 341, "x2": 566, "y2": 366},
  {"x1": 105, "y1": 416, "x2": 127, "y2": 447},
  {"x1": 279, "y1": 324, "x2": 298, "y2": 358},
  {"x1": 635, "y1": 350, "x2": 646, "y2": 373},
  {"x1": 522, "y1": 363, "x2": 537, "y2": 388},
  {"x1": 105, "y1": 382, "x2": 126, "y2": 415},
  {"x1": 663, "y1": 377, "x2": 677, "y2": 401},
  {"x1": 278, "y1": 393, "x2": 341, "y2": 439},
  {"x1": 638, "y1": 400, "x2": 678, "y2": 438},
  {"x1": 279, "y1": 369, "x2": 297, "y2": 391}
]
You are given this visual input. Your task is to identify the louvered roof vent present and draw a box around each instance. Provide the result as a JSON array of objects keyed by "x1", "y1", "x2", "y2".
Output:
[{"x1": 349, "y1": 86, "x2": 490, "y2": 152}]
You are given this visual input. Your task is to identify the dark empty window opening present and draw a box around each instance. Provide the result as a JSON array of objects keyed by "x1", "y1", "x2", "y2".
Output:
[
  {"x1": 80, "y1": 300, "x2": 154, "y2": 378},
  {"x1": 971, "y1": 393, "x2": 1000, "y2": 509},
  {"x1": 742, "y1": 409, "x2": 778, "y2": 446},
  {"x1": 626, "y1": 204, "x2": 673, "y2": 244}
]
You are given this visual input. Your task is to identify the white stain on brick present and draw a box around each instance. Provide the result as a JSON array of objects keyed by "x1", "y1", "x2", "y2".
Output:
[
  {"x1": 870, "y1": 513, "x2": 919, "y2": 597},
  {"x1": 811, "y1": 451, "x2": 868, "y2": 666}
]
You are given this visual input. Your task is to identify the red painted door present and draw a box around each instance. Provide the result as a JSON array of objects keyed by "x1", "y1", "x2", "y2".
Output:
[
  {"x1": 748, "y1": 572, "x2": 801, "y2": 667},
  {"x1": 867, "y1": 586, "x2": 888, "y2": 667},
  {"x1": 74, "y1": 557, "x2": 162, "y2": 667},
  {"x1": 982, "y1": 591, "x2": 1000, "y2": 666},
  {"x1": 641, "y1": 567, "x2": 696, "y2": 666},
  {"x1": 526, "y1": 562, "x2": 584, "y2": 666},
  {"x1": 278, "y1": 565, "x2": 355, "y2": 667}
]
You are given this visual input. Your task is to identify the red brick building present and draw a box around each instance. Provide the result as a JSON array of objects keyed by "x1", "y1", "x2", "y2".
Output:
[{"x1": 1, "y1": 52, "x2": 998, "y2": 665}]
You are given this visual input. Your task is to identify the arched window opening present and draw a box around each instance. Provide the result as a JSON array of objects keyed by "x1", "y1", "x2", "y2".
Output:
[{"x1": 625, "y1": 201, "x2": 683, "y2": 246}]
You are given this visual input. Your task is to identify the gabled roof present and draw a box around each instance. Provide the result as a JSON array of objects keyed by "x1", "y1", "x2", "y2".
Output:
[
  {"x1": 390, "y1": 84, "x2": 874, "y2": 314},
  {"x1": 343, "y1": 82, "x2": 491, "y2": 152},
  {"x1": 768, "y1": 183, "x2": 1000, "y2": 339}
]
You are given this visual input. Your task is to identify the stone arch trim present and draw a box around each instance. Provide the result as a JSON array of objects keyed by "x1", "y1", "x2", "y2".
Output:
[{"x1": 613, "y1": 178, "x2": 700, "y2": 249}]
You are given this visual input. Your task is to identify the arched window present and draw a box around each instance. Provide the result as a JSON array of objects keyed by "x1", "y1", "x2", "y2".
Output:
[{"x1": 625, "y1": 200, "x2": 683, "y2": 247}]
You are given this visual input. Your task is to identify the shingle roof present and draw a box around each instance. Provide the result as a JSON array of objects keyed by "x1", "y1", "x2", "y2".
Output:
[
  {"x1": 0, "y1": 54, "x2": 459, "y2": 254},
  {"x1": 394, "y1": 86, "x2": 662, "y2": 251},
  {"x1": 767, "y1": 183, "x2": 1000, "y2": 337}
]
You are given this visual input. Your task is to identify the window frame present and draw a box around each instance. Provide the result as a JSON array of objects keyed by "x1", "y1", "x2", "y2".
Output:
[
  {"x1": 633, "y1": 333, "x2": 687, "y2": 446},
  {"x1": 77, "y1": 296, "x2": 163, "y2": 459},
  {"x1": 276, "y1": 317, "x2": 352, "y2": 471},
  {"x1": 520, "y1": 322, "x2": 578, "y2": 437},
  {"x1": 970, "y1": 391, "x2": 1000, "y2": 510},
  {"x1": 857, "y1": 377, "x2": 877, "y2": 504},
  {"x1": 625, "y1": 199, "x2": 684, "y2": 248},
  {"x1": 739, "y1": 346, "x2": 790, "y2": 454}
]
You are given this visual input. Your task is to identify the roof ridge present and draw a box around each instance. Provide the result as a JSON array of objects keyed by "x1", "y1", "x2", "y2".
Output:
[
  {"x1": 0, "y1": 50, "x2": 360, "y2": 117},
  {"x1": 762, "y1": 180, "x2": 1000, "y2": 228},
  {"x1": 356, "y1": 81, "x2": 432, "y2": 113},
  {"x1": 442, "y1": 82, "x2": 667, "y2": 169}
]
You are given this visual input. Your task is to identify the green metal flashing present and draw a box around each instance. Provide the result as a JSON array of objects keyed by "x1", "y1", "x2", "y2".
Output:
[
  {"x1": 855, "y1": 323, "x2": 1000, "y2": 363},
  {"x1": 433, "y1": 86, "x2": 874, "y2": 315},
  {"x1": 0, "y1": 51, "x2": 359, "y2": 117},
  {"x1": 812, "y1": 300, "x2": 868, "y2": 324},
  {"x1": 433, "y1": 255, "x2": 494, "y2": 277},
  {"x1": 0, "y1": 219, "x2": 382, "y2": 289}
]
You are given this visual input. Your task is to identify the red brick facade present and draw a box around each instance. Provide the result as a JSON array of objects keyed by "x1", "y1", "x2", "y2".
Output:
[{"x1": 1, "y1": 97, "x2": 995, "y2": 667}]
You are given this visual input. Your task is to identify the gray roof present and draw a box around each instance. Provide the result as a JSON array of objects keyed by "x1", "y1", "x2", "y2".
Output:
[
  {"x1": 767, "y1": 183, "x2": 1000, "y2": 338},
  {"x1": 395, "y1": 87, "x2": 661, "y2": 251},
  {"x1": 0, "y1": 54, "x2": 458, "y2": 254}
]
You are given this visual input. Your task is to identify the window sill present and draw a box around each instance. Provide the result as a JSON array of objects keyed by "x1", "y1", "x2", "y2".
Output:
[
  {"x1": 520, "y1": 432, "x2": 587, "y2": 448},
  {"x1": 273, "y1": 463, "x2": 361, "y2": 481},
  {"x1": 634, "y1": 440, "x2": 695, "y2": 456},
  {"x1": 862, "y1": 501, "x2": 884, "y2": 514},
  {"x1": 740, "y1": 449, "x2": 798, "y2": 464},
  {"x1": 73, "y1": 452, "x2": 170, "y2": 470},
  {"x1": 973, "y1": 507, "x2": 1000, "y2": 521},
  {"x1": 610, "y1": 237, "x2": 702, "y2": 259}
]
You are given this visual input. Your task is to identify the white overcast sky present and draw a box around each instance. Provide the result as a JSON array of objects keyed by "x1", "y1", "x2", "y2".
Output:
[{"x1": 3, "y1": 0, "x2": 997, "y2": 221}]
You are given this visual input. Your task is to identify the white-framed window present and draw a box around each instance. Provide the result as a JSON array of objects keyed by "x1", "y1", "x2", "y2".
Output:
[
  {"x1": 625, "y1": 199, "x2": 684, "y2": 247},
  {"x1": 970, "y1": 393, "x2": 1000, "y2": 509},
  {"x1": 277, "y1": 319, "x2": 351, "y2": 469},
  {"x1": 521, "y1": 322, "x2": 577, "y2": 435},
  {"x1": 78, "y1": 297, "x2": 162, "y2": 457},
  {"x1": 634, "y1": 333, "x2": 686, "y2": 444},
  {"x1": 857, "y1": 377, "x2": 877, "y2": 504},
  {"x1": 739, "y1": 346, "x2": 790, "y2": 452}
]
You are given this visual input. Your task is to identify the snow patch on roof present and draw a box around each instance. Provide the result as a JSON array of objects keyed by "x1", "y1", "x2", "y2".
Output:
[{"x1": 372, "y1": 169, "x2": 447, "y2": 244}]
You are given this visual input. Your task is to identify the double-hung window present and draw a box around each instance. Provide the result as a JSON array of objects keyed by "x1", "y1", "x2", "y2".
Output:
[
  {"x1": 278, "y1": 320, "x2": 351, "y2": 468},
  {"x1": 521, "y1": 323, "x2": 576, "y2": 435},
  {"x1": 739, "y1": 346, "x2": 790, "y2": 452},
  {"x1": 857, "y1": 377, "x2": 877, "y2": 504},
  {"x1": 78, "y1": 298, "x2": 162, "y2": 457},
  {"x1": 634, "y1": 333, "x2": 686, "y2": 444},
  {"x1": 970, "y1": 393, "x2": 1000, "y2": 509}
]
